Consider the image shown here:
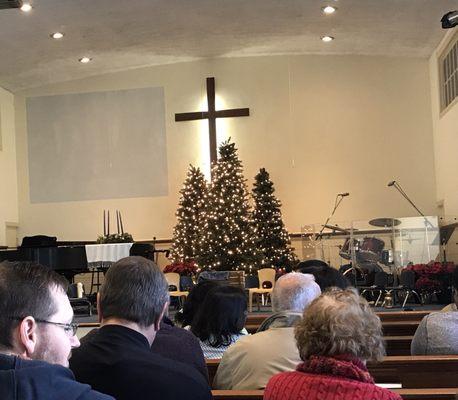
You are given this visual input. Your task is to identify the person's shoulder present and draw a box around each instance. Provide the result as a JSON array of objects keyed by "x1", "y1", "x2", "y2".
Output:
[
  {"x1": 265, "y1": 370, "x2": 299, "y2": 390},
  {"x1": 131, "y1": 351, "x2": 208, "y2": 384},
  {"x1": 124, "y1": 353, "x2": 211, "y2": 397},
  {"x1": 226, "y1": 327, "x2": 294, "y2": 354},
  {"x1": 160, "y1": 322, "x2": 199, "y2": 341},
  {"x1": 220, "y1": 333, "x2": 253, "y2": 359},
  {"x1": 423, "y1": 310, "x2": 458, "y2": 325},
  {"x1": 10, "y1": 360, "x2": 113, "y2": 400},
  {"x1": 267, "y1": 370, "x2": 298, "y2": 383},
  {"x1": 441, "y1": 303, "x2": 457, "y2": 312}
]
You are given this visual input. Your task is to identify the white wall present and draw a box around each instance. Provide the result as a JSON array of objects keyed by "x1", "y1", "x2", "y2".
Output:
[
  {"x1": 0, "y1": 86, "x2": 19, "y2": 246},
  {"x1": 15, "y1": 55, "x2": 437, "y2": 242},
  {"x1": 430, "y1": 29, "x2": 458, "y2": 215}
]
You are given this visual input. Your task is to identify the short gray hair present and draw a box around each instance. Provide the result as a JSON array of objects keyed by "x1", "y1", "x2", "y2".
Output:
[
  {"x1": 272, "y1": 273, "x2": 321, "y2": 312},
  {"x1": 99, "y1": 256, "x2": 169, "y2": 328}
]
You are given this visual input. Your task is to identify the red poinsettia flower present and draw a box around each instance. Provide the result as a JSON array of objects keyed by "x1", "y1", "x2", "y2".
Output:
[{"x1": 163, "y1": 260, "x2": 197, "y2": 276}]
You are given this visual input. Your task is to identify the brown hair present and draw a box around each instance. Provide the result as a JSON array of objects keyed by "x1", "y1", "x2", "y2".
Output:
[
  {"x1": 0, "y1": 261, "x2": 68, "y2": 348},
  {"x1": 99, "y1": 256, "x2": 169, "y2": 328},
  {"x1": 295, "y1": 288, "x2": 385, "y2": 362}
]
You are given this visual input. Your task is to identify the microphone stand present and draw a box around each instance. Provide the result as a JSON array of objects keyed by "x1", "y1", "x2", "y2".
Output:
[
  {"x1": 317, "y1": 194, "x2": 347, "y2": 262},
  {"x1": 389, "y1": 181, "x2": 432, "y2": 262},
  {"x1": 391, "y1": 182, "x2": 424, "y2": 217}
]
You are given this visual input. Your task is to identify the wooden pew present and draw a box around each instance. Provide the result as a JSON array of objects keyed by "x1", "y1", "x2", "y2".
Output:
[
  {"x1": 236, "y1": 332, "x2": 414, "y2": 355},
  {"x1": 376, "y1": 311, "x2": 431, "y2": 323},
  {"x1": 79, "y1": 310, "x2": 427, "y2": 336},
  {"x1": 368, "y1": 356, "x2": 458, "y2": 389},
  {"x1": 394, "y1": 388, "x2": 458, "y2": 399},
  {"x1": 207, "y1": 356, "x2": 458, "y2": 389},
  {"x1": 244, "y1": 310, "x2": 430, "y2": 327},
  {"x1": 211, "y1": 390, "x2": 263, "y2": 399},
  {"x1": 246, "y1": 321, "x2": 420, "y2": 336},
  {"x1": 211, "y1": 389, "x2": 458, "y2": 400},
  {"x1": 80, "y1": 320, "x2": 420, "y2": 338},
  {"x1": 385, "y1": 335, "x2": 413, "y2": 356},
  {"x1": 207, "y1": 359, "x2": 219, "y2": 385},
  {"x1": 382, "y1": 321, "x2": 420, "y2": 336},
  {"x1": 245, "y1": 311, "x2": 425, "y2": 335}
]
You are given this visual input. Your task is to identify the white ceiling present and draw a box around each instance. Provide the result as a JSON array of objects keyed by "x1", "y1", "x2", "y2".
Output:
[{"x1": 0, "y1": 0, "x2": 457, "y2": 92}]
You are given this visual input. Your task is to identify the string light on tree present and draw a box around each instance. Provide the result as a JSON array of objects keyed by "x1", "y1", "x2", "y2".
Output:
[
  {"x1": 197, "y1": 139, "x2": 264, "y2": 273},
  {"x1": 170, "y1": 165, "x2": 208, "y2": 264},
  {"x1": 252, "y1": 168, "x2": 297, "y2": 270}
]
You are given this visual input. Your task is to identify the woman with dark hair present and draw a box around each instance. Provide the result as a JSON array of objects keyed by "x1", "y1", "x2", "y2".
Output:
[
  {"x1": 191, "y1": 285, "x2": 248, "y2": 359},
  {"x1": 175, "y1": 280, "x2": 219, "y2": 327}
]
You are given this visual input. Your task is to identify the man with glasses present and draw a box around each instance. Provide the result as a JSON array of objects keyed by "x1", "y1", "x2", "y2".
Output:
[{"x1": 0, "y1": 261, "x2": 113, "y2": 399}]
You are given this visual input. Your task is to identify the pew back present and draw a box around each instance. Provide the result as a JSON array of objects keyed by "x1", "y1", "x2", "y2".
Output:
[
  {"x1": 207, "y1": 356, "x2": 458, "y2": 389},
  {"x1": 211, "y1": 389, "x2": 458, "y2": 400}
]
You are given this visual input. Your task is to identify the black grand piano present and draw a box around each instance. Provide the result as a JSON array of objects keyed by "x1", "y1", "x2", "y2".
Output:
[{"x1": 0, "y1": 235, "x2": 88, "y2": 282}]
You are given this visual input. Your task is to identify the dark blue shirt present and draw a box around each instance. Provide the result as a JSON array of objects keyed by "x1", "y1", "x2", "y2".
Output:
[{"x1": 0, "y1": 353, "x2": 112, "y2": 400}]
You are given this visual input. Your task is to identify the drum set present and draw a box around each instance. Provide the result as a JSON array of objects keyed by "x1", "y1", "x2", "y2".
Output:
[
  {"x1": 324, "y1": 218, "x2": 404, "y2": 287},
  {"x1": 339, "y1": 236, "x2": 394, "y2": 285},
  {"x1": 307, "y1": 214, "x2": 443, "y2": 289}
]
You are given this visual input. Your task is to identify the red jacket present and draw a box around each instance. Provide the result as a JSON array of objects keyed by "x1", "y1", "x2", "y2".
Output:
[{"x1": 264, "y1": 355, "x2": 401, "y2": 400}]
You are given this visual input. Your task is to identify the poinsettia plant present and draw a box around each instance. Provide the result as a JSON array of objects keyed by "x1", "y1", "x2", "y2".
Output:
[
  {"x1": 163, "y1": 260, "x2": 198, "y2": 276},
  {"x1": 405, "y1": 261, "x2": 455, "y2": 297}
]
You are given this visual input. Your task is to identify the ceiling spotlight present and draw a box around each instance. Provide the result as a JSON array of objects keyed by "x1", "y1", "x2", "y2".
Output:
[
  {"x1": 321, "y1": 36, "x2": 334, "y2": 42},
  {"x1": 322, "y1": 6, "x2": 337, "y2": 15},
  {"x1": 20, "y1": 3, "x2": 32, "y2": 12},
  {"x1": 50, "y1": 32, "x2": 65, "y2": 39},
  {"x1": 78, "y1": 57, "x2": 92, "y2": 64},
  {"x1": 441, "y1": 10, "x2": 458, "y2": 29}
]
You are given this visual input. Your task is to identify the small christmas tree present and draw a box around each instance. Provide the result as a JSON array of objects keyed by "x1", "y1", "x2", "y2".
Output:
[
  {"x1": 197, "y1": 140, "x2": 263, "y2": 273},
  {"x1": 170, "y1": 165, "x2": 208, "y2": 263},
  {"x1": 252, "y1": 168, "x2": 296, "y2": 269}
]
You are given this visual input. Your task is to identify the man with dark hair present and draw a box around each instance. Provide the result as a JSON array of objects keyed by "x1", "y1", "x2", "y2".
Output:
[
  {"x1": 70, "y1": 256, "x2": 212, "y2": 400},
  {"x1": 0, "y1": 261, "x2": 112, "y2": 399},
  {"x1": 411, "y1": 266, "x2": 458, "y2": 355}
]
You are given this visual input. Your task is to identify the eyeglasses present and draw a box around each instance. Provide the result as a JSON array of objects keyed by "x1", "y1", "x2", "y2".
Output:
[
  {"x1": 9, "y1": 317, "x2": 78, "y2": 337},
  {"x1": 35, "y1": 319, "x2": 78, "y2": 337}
]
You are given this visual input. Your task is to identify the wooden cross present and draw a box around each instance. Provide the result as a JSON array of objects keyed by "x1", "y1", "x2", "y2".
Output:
[{"x1": 175, "y1": 77, "x2": 250, "y2": 165}]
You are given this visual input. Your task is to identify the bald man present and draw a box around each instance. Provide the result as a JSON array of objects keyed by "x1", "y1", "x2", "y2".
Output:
[{"x1": 214, "y1": 272, "x2": 321, "y2": 390}]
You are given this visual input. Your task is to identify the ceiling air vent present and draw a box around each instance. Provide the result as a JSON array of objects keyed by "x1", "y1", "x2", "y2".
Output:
[{"x1": 0, "y1": 0, "x2": 22, "y2": 10}]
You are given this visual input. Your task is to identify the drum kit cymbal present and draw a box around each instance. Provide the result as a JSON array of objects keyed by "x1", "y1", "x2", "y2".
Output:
[{"x1": 368, "y1": 218, "x2": 401, "y2": 228}]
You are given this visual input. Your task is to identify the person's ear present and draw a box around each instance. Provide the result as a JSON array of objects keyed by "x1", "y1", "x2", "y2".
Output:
[
  {"x1": 96, "y1": 292, "x2": 102, "y2": 323},
  {"x1": 18, "y1": 317, "x2": 39, "y2": 359},
  {"x1": 155, "y1": 301, "x2": 169, "y2": 331}
]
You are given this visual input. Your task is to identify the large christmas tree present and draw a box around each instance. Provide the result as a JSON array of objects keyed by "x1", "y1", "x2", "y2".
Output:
[
  {"x1": 170, "y1": 165, "x2": 208, "y2": 263},
  {"x1": 197, "y1": 140, "x2": 263, "y2": 273},
  {"x1": 252, "y1": 168, "x2": 296, "y2": 269}
]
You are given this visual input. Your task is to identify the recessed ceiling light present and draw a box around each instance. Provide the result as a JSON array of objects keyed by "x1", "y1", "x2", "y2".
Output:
[
  {"x1": 322, "y1": 6, "x2": 337, "y2": 15},
  {"x1": 50, "y1": 32, "x2": 65, "y2": 39},
  {"x1": 20, "y1": 3, "x2": 32, "y2": 12},
  {"x1": 321, "y1": 36, "x2": 335, "y2": 42},
  {"x1": 78, "y1": 57, "x2": 92, "y2": 64}
]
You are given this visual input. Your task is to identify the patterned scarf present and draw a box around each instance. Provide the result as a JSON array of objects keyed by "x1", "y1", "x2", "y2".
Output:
[{"x1": 296, "y1": 354, "x2": 374, "y2": 384}]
